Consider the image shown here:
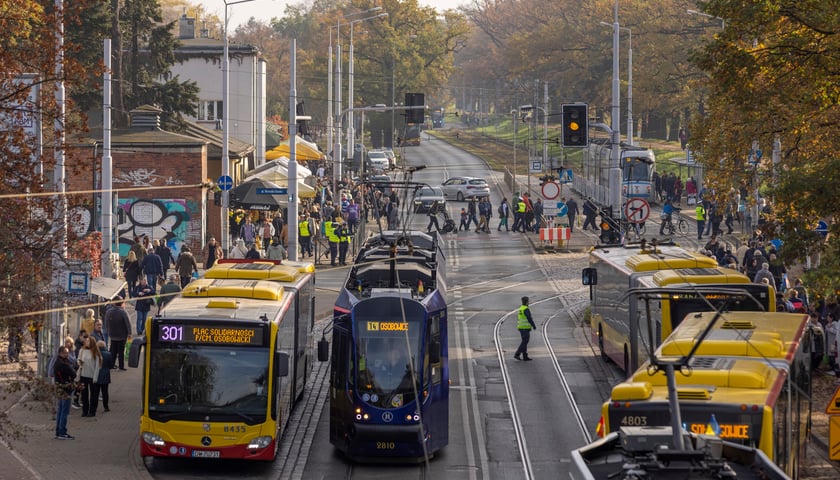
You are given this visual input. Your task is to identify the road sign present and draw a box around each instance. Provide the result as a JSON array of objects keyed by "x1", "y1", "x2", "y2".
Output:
[
  {"x1": 816, "y1": 220, "x2": 829, "y2": 239},
  {"x1": 623, "y1": 198, "x2": 650, "y2": 224},
  {"x1": 556, "y1": 202, "x2": 568, "y2": 217},
  {"x1": 831, "y1": 416, "x2": 840, "y2": 460},
  {"x1": 558, "y1": 169, "x2": 573, "y2": 184},
  {"x1": 825, "y1": 385, "x2": 840, "y2": 414},
  {"x1": 217, "y1": 175, "x2": 233, "y2": 191},
  {"x1": 530, "y1": 160, "x2": 542, "y2": 173},
  {"x1": 541, "y1": 181, "x2": 560, "y2": 200},
  {"x1": 67, "y1": 271, "x2": 89, "y2": 295},
  {"x1": 257, "y1": 187, "x2": 288, "y2": 195}
]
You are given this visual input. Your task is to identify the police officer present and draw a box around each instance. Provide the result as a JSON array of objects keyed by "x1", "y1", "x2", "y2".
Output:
[
  {"x1": 337, "y1": 217, "x2": 351, "y2": 266},
  {"x1": 514, "y1": 296, "x2": 536, "y2": 361},
  {"x1": 299, "y1": 214, "x2": 312, "y2": 258},
  {"x1": 512, "y1": 196, "x2": 527, "y2": 232},
  {"x1": 324, "y1": 214, "x2": 339, "y2": 266}
]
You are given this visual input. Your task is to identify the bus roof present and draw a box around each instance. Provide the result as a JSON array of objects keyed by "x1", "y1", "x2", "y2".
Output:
[
  {"x1": 592, "y1": 244, "x2": 718, "y2": 273},
  {"x1": 182, "y1": 278, "x2": 284, "y2": 300},
  {"x1": 651, "y1": 267, "x2": 749, "y2": 286},
  {"x1": 615, "y1": 357, "x2": 782, "y2": 403},
  {"x1": 161, "y1": 280, "x2": 292, "y2": 321},
  {"x1": 209, "y1": 260, "x2": 314, "y2": 279},
  {"x1": 656, "y1": 311, "x2": 807, "y2": 361}
]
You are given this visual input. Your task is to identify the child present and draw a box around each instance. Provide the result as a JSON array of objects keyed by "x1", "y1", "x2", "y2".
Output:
[{"x1": 458, "y1": 208, "x2": 469, "y2": 232}]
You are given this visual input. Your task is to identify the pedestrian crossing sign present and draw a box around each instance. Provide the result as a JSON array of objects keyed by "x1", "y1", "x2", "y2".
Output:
[{"x1": 558, "y1": 169, "x2": 573, "y2": 184}]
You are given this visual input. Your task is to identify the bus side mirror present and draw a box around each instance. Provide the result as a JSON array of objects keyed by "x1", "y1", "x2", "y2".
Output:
[
  {"x1": 430, "y1": 341, "x2": 441, "y2": 364},
  {"x1": 582, "y1": 267, "x2": 597, "y2": 286},
  {"x1": 317, "y1": 338, "x2": 329, "y2": 362},
  {"x1": 128, "y1": 336, "x2": 146, "y2": 368},
  {"x1": 275, "y1": 351, "x2": 290, "y2": 377}
]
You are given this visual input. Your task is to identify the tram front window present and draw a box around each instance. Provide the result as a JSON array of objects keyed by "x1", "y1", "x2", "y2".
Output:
[
  {"x1": 355, "y1": 329, "x2": 422, "y2": 409},
  {"x1": 623, "y1": 158, "x2": 651, "y2": 181},
  {"x1": 148, "y1": 346, "x2": 270, "y2": 424}
]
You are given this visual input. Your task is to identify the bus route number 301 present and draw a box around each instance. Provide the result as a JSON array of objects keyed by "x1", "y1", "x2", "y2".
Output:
[
  {"x1": 376, "y1": 441, "x2": 396, "y2": 449},
  {"x1": 619, "y1": 415, "x2": 648, "y2": 427}
]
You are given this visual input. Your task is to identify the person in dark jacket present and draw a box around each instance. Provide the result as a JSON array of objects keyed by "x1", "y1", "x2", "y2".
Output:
[
  {"x1": 104, "y1": 297, "x2": 131, "y2": 370},
  {"x1": 133, "y1": 278, "x2": 155, "y2": 335},
  {"x1": 140, "y1": 249, "x2": 164, "y2": 292},
  {"x1": 54, "y1": 346, "x2": 77, "y2": 439},
  {"x1": 154, "y1": 240, "x2": 176, "y2": 278},
  {"x1": 582, "y1": 198, "x2": 598, "y2": 231},
  {"x1": 94, "y1": 341, "x2": 112, "y2": 412}
]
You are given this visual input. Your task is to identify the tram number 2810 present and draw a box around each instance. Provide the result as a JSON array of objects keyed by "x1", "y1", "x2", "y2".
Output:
[
  {"x1": 376, "y1": 441, "x2": 396, "y2": 450},
  {"x1": 619, "y1": 415, "x2": 648, "y2": 427}
]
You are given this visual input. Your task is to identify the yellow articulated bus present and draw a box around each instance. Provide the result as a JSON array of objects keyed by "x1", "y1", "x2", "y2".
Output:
[
  {"x1": 129, "y1": 264, "x2": 315, "y2": 461},
  {"x1": 582, "y1": 243, "x2": 719, "y2": 371},
  {"x1": 598, "y1": 311, "x2": 812, "y2": 479}
]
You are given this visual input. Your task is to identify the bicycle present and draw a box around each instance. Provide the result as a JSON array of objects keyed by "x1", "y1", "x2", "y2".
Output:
[
  {"x1": 621, "y1": 219, "x2": 646, "y2": 240},
  {"x1": 659, "y1": 210, "x2": 688, "y2": 236}
]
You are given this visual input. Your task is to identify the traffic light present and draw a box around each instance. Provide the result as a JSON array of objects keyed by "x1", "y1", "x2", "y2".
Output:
[
  {"x1": 405, "y1": 93, "x2": 425, "y2": 124},
  {"x1": 598, "y1": 207, "x2": 621, "y2": 245},
  {"x1": 562, "y1": 103, "x2": 588, "y2": 147}
]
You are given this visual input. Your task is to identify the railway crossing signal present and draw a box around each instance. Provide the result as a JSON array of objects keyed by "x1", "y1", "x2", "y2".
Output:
[{"x1": 562, "y1": 103, "x2": 588, "y2": 147}]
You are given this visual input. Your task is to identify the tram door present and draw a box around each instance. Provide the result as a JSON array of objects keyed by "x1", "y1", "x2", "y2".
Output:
[
  {"x1": 329, "y1": 323, "x2": 352, "y2": 444},
  {"x1": 425, "y1": 313, "x2": 449, "y2": 447}
]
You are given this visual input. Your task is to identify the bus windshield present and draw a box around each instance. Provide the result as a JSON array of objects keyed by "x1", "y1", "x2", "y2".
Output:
[
  {"x1": 354, "y1": 320, "x2": 422, "y2": 409},
  {"x1": 148, "y1": 345, "x2": 270, "y2": 424}
]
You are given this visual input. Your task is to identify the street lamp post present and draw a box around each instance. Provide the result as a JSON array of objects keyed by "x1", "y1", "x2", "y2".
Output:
[
  {"x1": 600, "y1": 22, "x2": 632, "y2": 145},
  {"x1": 519, "y1": 104, "x2": 549, "y2": 196},
  {"x1": 347, "y1": 13, "x2": 388, "y2": 164},
  {"x1": 686, "y1": 9, "x2": 725, "y2": 29},
  {"x1": 222, "y1": 0, "x2": 258, "y2": 254}
]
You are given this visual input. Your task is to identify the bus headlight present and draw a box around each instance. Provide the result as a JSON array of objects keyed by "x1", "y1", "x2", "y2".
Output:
[
  {"x1": 248, "y1": 436, "x2": 273, "y2": 449},
  {"x1": 141, "y1": 432, "x2": 165, "y2": 447}
]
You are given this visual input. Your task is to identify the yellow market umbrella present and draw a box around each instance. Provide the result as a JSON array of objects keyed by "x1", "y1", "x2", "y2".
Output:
[{"x1": 265, "y1": 136, "x2": 324, "y2": 162}]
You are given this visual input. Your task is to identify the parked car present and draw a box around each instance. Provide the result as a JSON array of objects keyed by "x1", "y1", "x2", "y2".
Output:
[
  {"x1": 440, "y1": 176, "x2": 490, "y2": 201},
  {"x1": 413, "y1": 186, "x2": 446, "y2": 213},
  {"x1": 368, "y1": 174, "x2": 393, "y2": 195},
  {"x1": 382, "y1": 148, "x2": 397, "y2": 168},
  {"x1": 366, "y1": 149, "x2": 390, "y2": 172}
]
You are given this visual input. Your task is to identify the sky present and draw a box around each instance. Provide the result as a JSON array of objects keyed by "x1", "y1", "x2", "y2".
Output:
[{"x1": 196, "y1": 0, "x2": 468, "y2": 29}]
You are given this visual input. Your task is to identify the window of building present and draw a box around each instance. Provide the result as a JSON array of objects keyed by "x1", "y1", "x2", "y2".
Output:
[{"x1": 198, "y1": 100, "x2": 223, "y2": 121}]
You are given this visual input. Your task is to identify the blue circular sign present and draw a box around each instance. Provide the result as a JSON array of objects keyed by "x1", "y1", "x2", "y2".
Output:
[
  {"x1": 217, "y1": 175, "x2": 233, "y2": 191},
  {"x1": 816, "y1": 220, "x2": 828, "y2": 238}
]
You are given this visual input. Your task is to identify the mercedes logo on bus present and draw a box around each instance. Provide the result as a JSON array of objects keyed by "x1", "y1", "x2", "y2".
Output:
[{"x1": 201, "y1": 436, "x2": 212, "y2": 446}]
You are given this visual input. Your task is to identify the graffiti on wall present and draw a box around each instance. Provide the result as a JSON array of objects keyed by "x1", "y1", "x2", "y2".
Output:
[
  {"x1": 114, "y1": 168, "x2": 186, "y2": 187},
  {"x1": 117, "y1": 198, "x2": 188, "y2": 258}
]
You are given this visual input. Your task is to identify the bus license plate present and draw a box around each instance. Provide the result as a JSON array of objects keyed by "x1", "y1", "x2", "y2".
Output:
[{"x1": 192, "y1": 450, "x2": 220, "y2": 458}]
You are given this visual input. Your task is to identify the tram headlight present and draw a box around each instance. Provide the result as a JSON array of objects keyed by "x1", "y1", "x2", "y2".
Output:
[
  {"x1": 141, "y1": 431, "x2": 165, "y2": 447},
  {"x1": 248, "y1": 436, "x2": 273, "y2": 449}
]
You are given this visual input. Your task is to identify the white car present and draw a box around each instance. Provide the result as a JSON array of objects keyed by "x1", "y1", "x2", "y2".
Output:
[
  {"x1": 441, "y1": 176, "x2": 491, "y2": 201},
  {"x1": 366, "y1": 149, "x2": 390, "y2": 172}
]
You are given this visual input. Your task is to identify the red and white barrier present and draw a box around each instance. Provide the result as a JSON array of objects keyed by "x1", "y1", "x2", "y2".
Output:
[{"x1": 539, "y1": 227, "x2": 571, "y2": 242}]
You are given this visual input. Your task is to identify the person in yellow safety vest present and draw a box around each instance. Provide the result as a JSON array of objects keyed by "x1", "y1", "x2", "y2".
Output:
[
  {"x1": 337, "y1": 217, "x2": 351, "y2": 266},
  {"x1": 512, "y1": 197, "x2": 527, "y2": 233},
  {"x1": 695, "y1": 202, "x2": 707, "y2": 241},
  {"x1": 324, "y1": 215, "x2": 339, "y2": 266},
  {"x1": 299, "y1": 214, "x2": 313, "y2": 258},
  {"x1": 513, "y1": 296, "x2": 536, "y2": 361}
]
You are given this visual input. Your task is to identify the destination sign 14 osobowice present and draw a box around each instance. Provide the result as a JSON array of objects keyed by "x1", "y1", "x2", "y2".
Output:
[
  {"x1": 157, "y1": 324, "x2": 265, "y2": 346},
  {"x1": 366, "y1": 321, "x2": 409, "y2": 331}
]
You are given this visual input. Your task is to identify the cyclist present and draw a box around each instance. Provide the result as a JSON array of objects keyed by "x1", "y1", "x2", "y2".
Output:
[{"x1": 659, "y1": 199, "x2": 674, "y2": 235}]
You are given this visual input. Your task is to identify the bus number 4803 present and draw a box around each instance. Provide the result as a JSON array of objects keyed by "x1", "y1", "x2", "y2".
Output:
[{"x1": 620, "y1": 416, "x2": 647, "y2": 426}]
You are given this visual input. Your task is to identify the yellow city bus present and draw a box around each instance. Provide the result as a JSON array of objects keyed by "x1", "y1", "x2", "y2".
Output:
[
  {"x1": 583, "y1": 243, "x2": 719, "y2": 371},
  {"x1": 599, "y1": 311, "x2": 812, "y2": 479},
  {"x1": 128, "y1": 270, "x2": 315, "y2": 461}
]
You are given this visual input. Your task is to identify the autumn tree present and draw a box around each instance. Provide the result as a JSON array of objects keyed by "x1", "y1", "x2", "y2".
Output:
[
  {"x1": 0, "y1": 0, "x2": 104, "y2": 445},
  {"x1": 689, "y1": 0, "x2": 840, "y2": 293}
]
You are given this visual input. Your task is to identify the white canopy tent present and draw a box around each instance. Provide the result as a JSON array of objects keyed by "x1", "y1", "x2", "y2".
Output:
[{"x1": 244, "y1": 158, "x2": 316, "y2": 198}]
